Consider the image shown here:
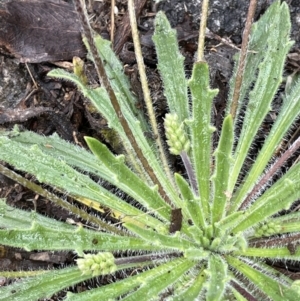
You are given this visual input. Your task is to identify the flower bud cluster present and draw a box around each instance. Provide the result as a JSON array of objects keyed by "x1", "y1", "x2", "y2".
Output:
[
  {"x1": 254, "y1": 221, "x2": 280, "y2": 237},
  {"x1": 77, "y1": 252, "x2": 116, "y2": 276},
  {"x1": 164, "y1": 113, "x2": 190, "y2": 155}
]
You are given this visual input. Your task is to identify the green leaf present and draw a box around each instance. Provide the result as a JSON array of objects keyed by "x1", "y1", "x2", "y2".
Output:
[
  {"x1": 211, "y1": 114, "x2": 234, "y2": 223},
  {"x1": 206, "y1": 255, "x2": 228, "y2": 301},
  {"x1": 0, "y1": 199, "x2": 80, "y2": 231},
  {"x1": 0, "y1": 2, "x2": 299, "y2": 300},
  {"x1": 175, "y1": 173, "x2": 205, "y2": 230},
  {"x1": 0, "y1": 266, "x2": 89, "y2": 301},
  {"x1": 235, "y1": 246, "x2": 300, "y2": 259},
  {"x1": 87, "y1": 35, "x2": 149, "y2": 133},
  {"x1": 122, "y1": 259, "x2": 194, "y2": 301},
  {"x1": 232, "y1": 77, "x2": 300, "y2": 209},
  {"x1": 125, "y1": 223, "x2": 198, "y2": 251},
  {"x1": 152, "y1": 11, "x2": 189, "y2": 125},
  {"x1": 227, "y1": 1, "x2": 286, "y2": 117},
  {"x1": 48, "y1": 68, "x2": 146, "y2": 175},
  {"x1": 90, "y1": 34, "x2": 183, "y2": 204},
  {"x1": 49, "y1": 37, "x2": 181, "y2": 207},
  {"x1": 214, "y1": 211, "x2": 245, "y2": 234},
  {"x1": 187, "y1": 62, "x2": 218, "y2": 219},
  {"x1": 227, "y1": 256, "x2": 299, "y2": 301},
  {"x1": 65, "y1": 258, "x2": 191, "y2": 301},
  {"x1": 228, "y1": 1, "x2": 293, "y2": 198},
  {"x1": 85, "y1": 136, "x2": 171, "y2": 221},
  {"x1": 0, "y1": 137, "x2": 164, "y2": 230},
  {"x1": 9, "y1": 130, "x2": 170, "y2": 227},
  {"x1": 232, "y1": 163, "x2": 300, "y2": 233},
  {"x1": 172, "y1": 268, "x2": 206, "y2": 301},
  {"x1": 0, "y1": 200, "x2": 157, "y2": 252}
]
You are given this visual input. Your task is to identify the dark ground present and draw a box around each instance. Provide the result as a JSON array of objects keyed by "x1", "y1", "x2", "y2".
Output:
[{"x1": 0, "y1": 0, "x2": 300, "y2": 299}]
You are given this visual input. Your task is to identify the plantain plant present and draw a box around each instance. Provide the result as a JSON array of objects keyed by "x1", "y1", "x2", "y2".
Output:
[{"x1": 1, "y1": 0, "x2": 300, "y2": 300}]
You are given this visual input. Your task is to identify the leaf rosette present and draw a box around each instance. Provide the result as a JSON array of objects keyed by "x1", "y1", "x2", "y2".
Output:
[{"x1": 1, "y1": 1, "x2": 300, "y2": 300}]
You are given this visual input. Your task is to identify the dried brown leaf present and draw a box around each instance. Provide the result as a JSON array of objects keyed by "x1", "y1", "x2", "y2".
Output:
[{"x1": 0, "y1": 0, "x2": 86, "y2": 62}]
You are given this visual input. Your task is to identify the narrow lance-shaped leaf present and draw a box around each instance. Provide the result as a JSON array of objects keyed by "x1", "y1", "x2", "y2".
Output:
[
  {"x1": 86, "y1": 35, "x2": 150, "y2": 133},
  {"x1": 0, "y1": 222, "x2": 159, "y2": 253},
  {"x1": 9, "y1": 129, "x2": 115, "y2": 182},
  {"x1": 91, "y1": 34, "x2": 183, "y2": 204},
  {"x1": 0, "y1": 137, "x2": 164, "y2": 230},
  {"x1": 214, "y1": 211, "x2": 245, "y2": 235},
  {"x1": 85, "y1": 136, "x2": 171, "y2": 221},
  {"x1": 175, "y1": 173, "x2": 205, "y2": 231},
  {"x1": 125, "y1": 222, "x2": 199, "y2": 251},
  {"x1": 231, "y1": 76, "x2": 300, "y2": 210},
  {"x1": 50, "y1": 36, "x2": 181, "y2": 207},
  {"x1": 10, "y1": 129, "x2": 171, "y2": 224},
  {"x1": 232, "y1": 162, "x2": 300, "y2": 233},
  {"x1": 0, "y1": 200, "x2": 158, "y2": 253},
  {"x1": 47, "y1": 69, "x2": 146, "y2": 176},
  {"x1": 226, "y1": 256, "x2": 300, "y2": 301},
  {"x1": 172, "y1": 268, "x2": 207, "y2": 301},
  {"x1": 122, "y1": 259, "x2": 194, "y2": 301},
  {"x1": 0, "y1": 266, "x2": 89, "y2": 301},
  {"x1": 0, "y1": 198, "x2": 66, "y2": 230},
  {"x1": 226, "y1": 0, "x2": 282, "y2": 118},
  {"x1": 65, "y1": 258, "x2": 191, "y2": 301},
  {"x1": 47, "y1": 70, "x2": 124, "y2": 134},
  {"x1": 187, "y1": 62, "x2": 218, "y2": 219},
  {"x1": 211, "y1": 114, "x2": 234, "y2": 223},
  {"x1": 206, "y1": 255, "x2": 228, "y2": 301},
  {"x1": 235, "y1": 246, "x2": 300, "y2": 260},
  {"x1": 152, "y1": 11, "x2": 189, "y2": 125},
  {"x1": 228, "y1": 1, "x2": 293, "y2": 195}
]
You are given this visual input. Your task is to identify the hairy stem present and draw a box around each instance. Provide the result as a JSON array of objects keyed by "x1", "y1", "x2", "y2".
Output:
[
  {"x1": 128, "y1": 0, "x2": 175, "y2": 189},
  {"x1": 74, "y1": 0, "x2": 171, "y2": 205},
  {"x1": 230, "y1": 0, "x2": 257, "y2": 119},
  {"x1": 110, "y1": 0, "x2": 115, "y2": 44},
  {"x1": 250, "y1": 233, "x2": 300, "y2": 249},
  {"x1": 180, "y1": 151, "x2": 198, "y2": 195},
  {"x1": 231, "y1": 281, "x2": 258, "y2": 301},
  {"x1": 115, "y1": 252, "x2": 181, "y2": 266},
  {"x1": 197, "y1": 0, "x2": 210, "y2": 61}
]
